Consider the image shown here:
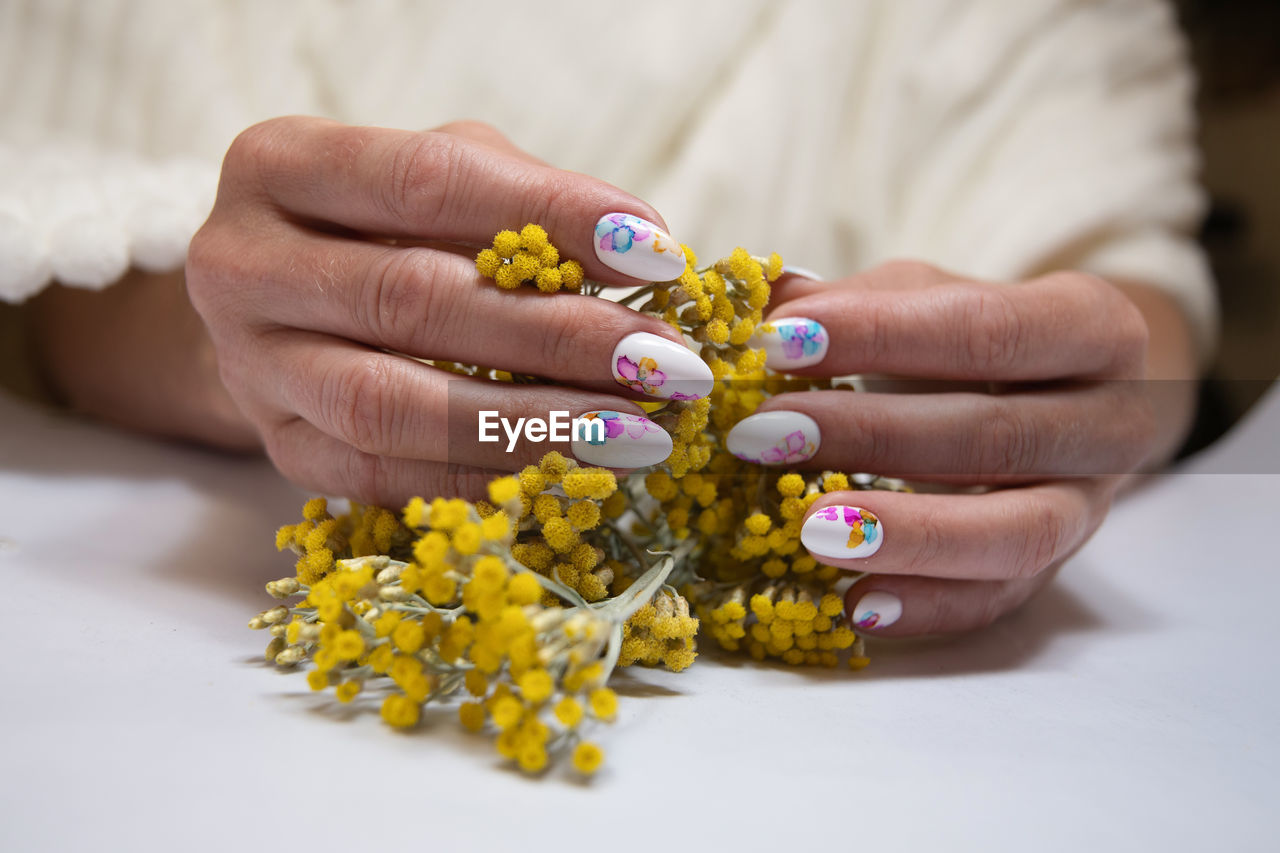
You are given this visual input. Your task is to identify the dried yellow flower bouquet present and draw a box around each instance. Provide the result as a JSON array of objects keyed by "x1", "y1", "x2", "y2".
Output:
[{"x1": 250, "y1": 225, "x2": 906, "y2": 777}]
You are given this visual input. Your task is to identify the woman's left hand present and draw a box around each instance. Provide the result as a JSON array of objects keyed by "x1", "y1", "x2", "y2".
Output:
[{"x1": 732, "y1": 260, "x2": 1181, "y2": 636}]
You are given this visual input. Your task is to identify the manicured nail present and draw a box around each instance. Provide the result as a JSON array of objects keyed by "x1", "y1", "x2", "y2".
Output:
[
  {"x1": 850, "y1": 591, "x2": 902, "y2": 630},
  {"x1": 801, "y1": 505, "x2": 884, "y2": 559},
  {"x1": 781, "y1": 265, "x2": 823, "y2": 280},
  {"x1": 612, "y1": 332, "x2": 713, "y2": 400},
  {"x1": 726, "y1": 411, "x2": 820, "y2": 465},
  {"x1": 571, "y1": 411, "x2": 672, "y2": 468},
  {"x1": 594, "y1": 213, "x2": 686, "y2": 281},
  {"x1": 751, "y1": 317, "x2": 829, "y2": 370}
]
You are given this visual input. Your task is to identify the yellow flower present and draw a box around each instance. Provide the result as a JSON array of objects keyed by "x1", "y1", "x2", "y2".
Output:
[
  {"x1": 480, "y1": 511, "x2": 511, "y2": 540},
  {"x1": 562, "y1": 468, "x2": 617, "y2": 500},
  {"x1": 392, "y1": 620, "x2": 425, "y2": 653},
  {"x1": 492, "y1": 230, "x2": 521, "y2": 259},
  {"x1": 559, "y1": 260, "x2": 584, "y2": 291},
  {"x1": 566, "y1": 500, "x2": 601, "y2": 531},
  {"x1": 491, "y1": 695, "x2": 525, "y2": 730},
  {"x1": 463, "y1": 669, "x2": 488, "y2": 698},
  {"x1": 306, "y1": 669, "x2": 330, "y2": 691},
  {"x1": 541, "y1": 517, "x2": 579, "y2": 553},
  {"x1": 335, "y1": 680, "x2": 362, "y2": 703},
  {"x1": 332, "y1": 630, "x2": 365, "y2": 661},
  {"x1": 572, "y1": 742, "x2": 605, "y2": 775},
  {"x1": 452, "y1": 522, "x2": 482, "y2": 555},
  {"x1": 380, "y1": 694, "x2": 420, "y2": 728},
  {"x1": 517, "y1": 743, "x2": 548, "y2": 773},
  {"x1": 459, "y1": 701, "x2": 487, "y2": 732},
  {"x1": 519, "y1": 223, "x2": 548, "y2": 254},
  {"x1": 302, "y1": 497, "x2": 329, "y2": 521},
  {"x1": 506, "y1": 571, "x2": 542, "y2": 606},
  {"x1": 554, "y1": 696, "x2": 584, "y2": 728},
  {"x1": 487, "y1": 476, "x2": 520, "y2": 505},
  {"x1": 588, "y1": 687, "x2": 618, "y2": 720},
  {"x1": 422, "y1": 572, "x2": 457, "y2": 605},
  {"x1": 475, "y1": 248, "x2": 501, "y2": 278},
  {"x1": 517, "y1": 669, "x2": 554, "y2": 704}
]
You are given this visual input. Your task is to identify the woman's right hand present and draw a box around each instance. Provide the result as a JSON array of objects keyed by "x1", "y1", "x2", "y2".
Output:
[{"x1": 186, "y1": 116, "x2": 706, "y2": 505}]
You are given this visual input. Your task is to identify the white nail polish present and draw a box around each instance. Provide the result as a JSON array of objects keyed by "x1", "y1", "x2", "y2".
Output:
[
  {"x1": 781, "y1": 265, "x2": 823, "y2": 280},
  {"x1": 571, "y1": 411, "x2": 672, "y2": 468},
  {"x1": 726, "y1": 411, "x2": 820, "y2": 466},
  {"x1": 850, "y1": 591, "x2": 902, "y2": 630},
  {"x1": 612, "y1": 332, "x2": 713, "y2": 400},
  {"x1": 801, "y1": 505, "x2": 884, "y2": 559},
  {"x1": 593, "y1": 213, "x2": 686, "y2": 281},
  {"x1": 751, "y1": 317, "x2": 830, "y2": 370}
]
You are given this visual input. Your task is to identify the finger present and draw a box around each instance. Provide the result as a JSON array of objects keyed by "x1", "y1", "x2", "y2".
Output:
[
  {"x1": 727, "y1": 386, "x2": 1156, "y2": 481},
  {"x1": 797, "y1": 480, "x2": 1114, "y2": 581},
  {"x1": 262, "y1": 416, "x2": 502, "y2": 506},
  {"x1": 223, "y1": 116, "x2": 687, "y2": 284},
  {"x1": 842, "y1": 570, "x2": 1056, "y2": 637},
  {"x1": 765, "y1": 259, "x2": 966, "y2": 307},
  {"x1": 251, "y1": 330, "x2": 674, "y2": 470},
  {"x1": 758, "y1": 266, "x2": 1148, "y2": 379},
  {"x1": 212, "y1": 224, "x2": 713, "y2": 400}
]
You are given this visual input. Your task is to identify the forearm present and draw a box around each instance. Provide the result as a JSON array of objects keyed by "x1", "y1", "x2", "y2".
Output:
[{"x1": 27, "y1": 269, "x2": 262, "y2": 452}]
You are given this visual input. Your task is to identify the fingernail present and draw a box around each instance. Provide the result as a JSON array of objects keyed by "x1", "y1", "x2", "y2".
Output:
[
  {"x1": 781, "y1": 265, "x2": 823, "y2": 280},
  {"x1": 726, "y1": 411, "x2": 820, "y2": 465},
  {"x1": 593, "y1": 213, "x2": 686, "y2": 281},
  {"x1": 801, "y1": 505, "x2": 884, "y2": 559},
  {"x1": 751, "y1": 317, "x2": 830, "y2": 370},
  {"x1": 612, "y1": 332, "x2": 714, "y2": 400},
  {"x1": 850, "y1": 591, "x2": 902, "y2": 630},
  {"x1": 571, "y1": 410, "x2": 672, "y2": 468}
]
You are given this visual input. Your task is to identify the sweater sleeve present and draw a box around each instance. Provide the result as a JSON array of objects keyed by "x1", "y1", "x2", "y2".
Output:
[
  {"x1": 0, "y1": 0, "x2": 265, "y2": 303},
  {"x1": 875, "y1": 0, "x2": 1218, "y2": 363}
]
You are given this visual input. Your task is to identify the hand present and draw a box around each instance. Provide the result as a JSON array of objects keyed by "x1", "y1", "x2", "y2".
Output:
[
  {"x1": 732, "y1": 261, "x2": 1192, "y2": 636},
  {"x1": 186, "y1": 116, "x2": 707, "y2": 505}
]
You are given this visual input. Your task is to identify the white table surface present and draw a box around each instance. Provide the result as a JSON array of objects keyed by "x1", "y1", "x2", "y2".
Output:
[{"x1": 2, "y1": 383, "x2": 1278, "y2": 853}]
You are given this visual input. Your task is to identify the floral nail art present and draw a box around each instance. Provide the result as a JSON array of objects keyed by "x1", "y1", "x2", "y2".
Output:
[
  {"x1": 752, "y1": 317, "x2": 830, "y2": 370},
  {"x1": 593, "y1": 214, "x2": 687, "y2": 281},
  {"x1": 815, "y1": 505, "x2": 881, "y2": 550},
  {"x1": 742, "y1": 430, "x2": 816, "y2": 465},
  {"x1": 615, "y1": 355, "x2": 666, "y2": 396},
  {"x1": 572, "y1": 411, "x2": 672, "y2": 468},
  {"x1": 725, "y1": 411, "x2": 821, "y2": 466},
  {"x1": 577, "y1": 410, "x2": 661, "y2": 445},
  {"x1": 596, "y1": 214, "x2": 651, "y2": 255},
  {"x1": 800, "y1": 504, "x2": 884, "y2": 560},
  {"x1": 610, "y1": 332, "x2": 714, "y2": 401},
  {"x1": 851, "y1": 591, "x2": 902, "y2": 630}
]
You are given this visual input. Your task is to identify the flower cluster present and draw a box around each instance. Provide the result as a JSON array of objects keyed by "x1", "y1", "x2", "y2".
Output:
[
  {"x1": 255, "y1": 225, "x2": 902, "y2": 777},
  {"x1": 475, "y1": 223, "x2": 585, "y2": 292}
]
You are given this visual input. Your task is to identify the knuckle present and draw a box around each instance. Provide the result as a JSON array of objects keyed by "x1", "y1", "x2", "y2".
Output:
[
  {"x1": 383, "y1": 132, "x2": 462, "y2": 230},
  {"x1": 224, "y1": 117, "x2": 296, "y2": 186},
  {"x1": 910, "y1": 506, "x2": 950, "y2": 570},
  {"x1": 1002, "y1": 497, "x2": 1067, "y2": 580},
  {"x1": 976, "y1": 400, "x2": 1038, "y2": 475},
  {"x1": 343, "y1": 449, "x2": 389, "y2": 506},
  {"x1": 323, "y1": 355, "x2": 398, "y2": 455},
  {"x1": 359, "y1": 249, "x2": 435, "y2": 345},
  {"x1": 960, "y1": 287, "x2": 1025, "y2": 374},
  {"x1": 537, "y1": 297, "x2": 606, "y2": 377}
]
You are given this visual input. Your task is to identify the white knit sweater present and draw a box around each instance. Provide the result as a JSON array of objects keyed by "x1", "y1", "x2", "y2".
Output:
[{"x1": 0, "y1": 0, "x2": 1218, "y2": 356}]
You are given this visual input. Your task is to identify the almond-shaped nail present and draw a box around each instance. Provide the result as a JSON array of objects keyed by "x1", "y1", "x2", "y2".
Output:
[
  {"x1": 726, "y1": 411, "x2": 820, "y2": 465},
  {"x1": 801, "y1": 505, "x2": 884, "y2": 559},
  {"x1": 850, "y1": 591, "x2": 902, "y2": 630},
  {"x1": 593, "y1": 213, "x2": 686, "y2": 281},
  {"x1": 612, "y1": 332, "x2": 713, "y2": 400},
  {"x1": 571, "y1": 411, "x2": 672, "y2": 468},
  {"x1": 751, "y1": 317, "x2": 829, "y2": 370}
]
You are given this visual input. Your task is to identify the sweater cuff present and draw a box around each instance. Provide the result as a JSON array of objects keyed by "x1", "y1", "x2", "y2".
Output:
[{"x1": 0, "y1": 142, "x2": 218, "y2": 303}]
